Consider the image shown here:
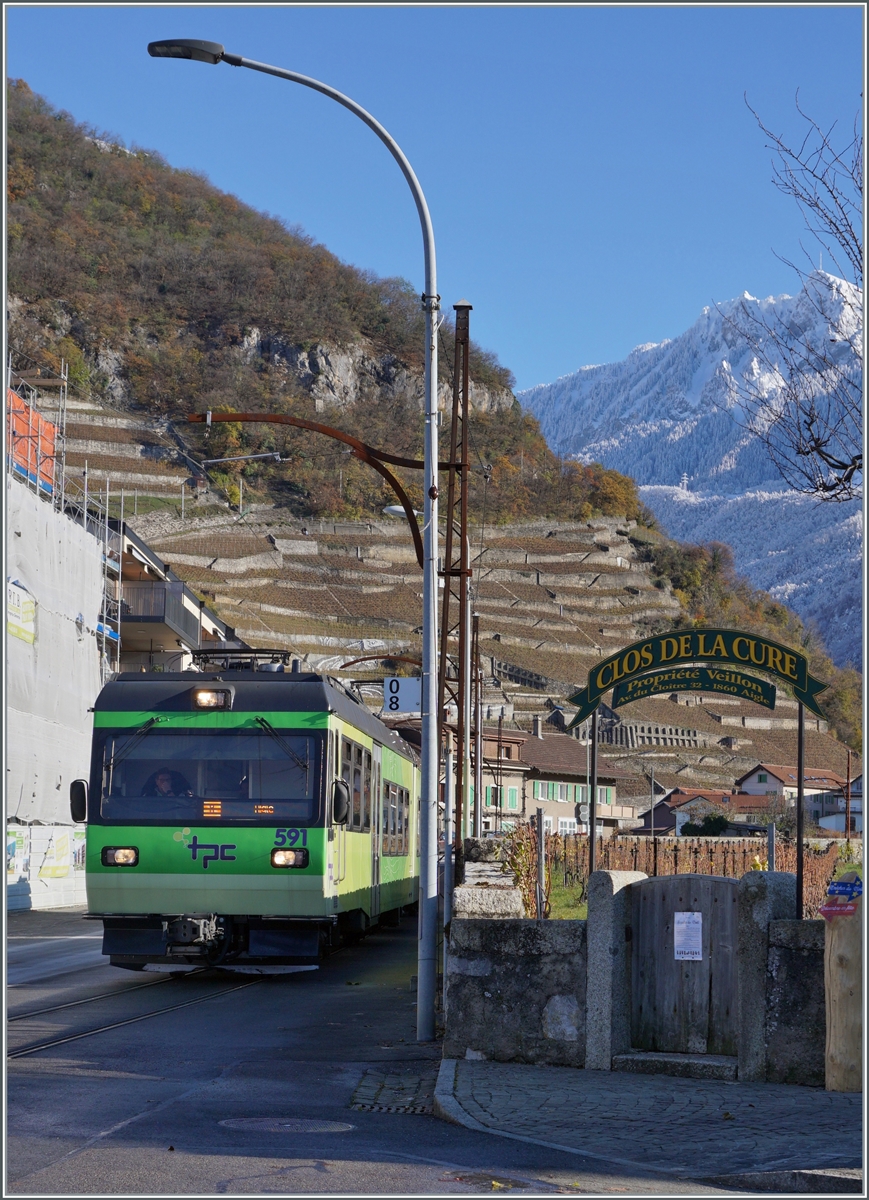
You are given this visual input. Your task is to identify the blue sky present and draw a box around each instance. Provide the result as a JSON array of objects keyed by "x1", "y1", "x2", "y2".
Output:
[{"x1": 5, "y1": 4, "x2": 864, "y2": 393}]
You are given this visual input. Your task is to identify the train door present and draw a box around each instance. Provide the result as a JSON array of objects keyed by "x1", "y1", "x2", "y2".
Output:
[
  {"x1": 332, "y1": 729, "x2": 346, "y2": 892},
  {"x1": 370, "y1": 746, "x2": 381, "y2": 918}
]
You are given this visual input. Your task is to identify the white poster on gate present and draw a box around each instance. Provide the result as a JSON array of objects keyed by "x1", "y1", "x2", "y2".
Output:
[{"x1": 674, "y1": 911, "x2": 703, "y2": 960}]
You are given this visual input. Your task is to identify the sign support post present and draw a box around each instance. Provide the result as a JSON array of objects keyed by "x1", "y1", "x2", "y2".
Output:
[
  {"x1": 589, "y1": 710, "x2": 598, "y2": 879},
  {"x1": 797, "y1": 701, "x2": 805, "y2": 920}
]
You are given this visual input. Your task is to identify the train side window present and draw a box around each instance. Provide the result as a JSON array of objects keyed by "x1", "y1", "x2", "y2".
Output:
[
  {"x1": 381, "y1": 780, "x2": 390, "y2": 854},
  {"x1": 351, "y1": 745, "x2": 362, "y2": 831},
  {"x1": 363, "y1": 750, "x2": 372, "y2": 832},
  {"x1": 382, "y1": 782, "x2": 397, "y2": 855}
]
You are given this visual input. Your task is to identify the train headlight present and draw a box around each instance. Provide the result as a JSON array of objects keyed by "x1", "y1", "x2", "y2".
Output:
[
  {"x1": 192, "y1": 689, "x2": 232, "y2": 709},
  {"x1": 102, "y1": 847, "x2": 139, "y2": 867},
  {"x1": 271, "y1": 848, "x2": 309, "y2": 869}
]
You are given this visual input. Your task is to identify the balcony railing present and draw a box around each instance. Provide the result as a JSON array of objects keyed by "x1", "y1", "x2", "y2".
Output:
[{"x1": 121, "y1": 582, "x2": 202, "y2": 647}]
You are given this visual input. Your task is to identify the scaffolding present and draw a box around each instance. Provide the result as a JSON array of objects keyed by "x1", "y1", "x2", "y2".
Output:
[
  {"x1": 7, "y1": 349, "x2": 68, "y2": 510},
  {"x1": 6, "y1": 351, "x2": 120, "y2": 682}
]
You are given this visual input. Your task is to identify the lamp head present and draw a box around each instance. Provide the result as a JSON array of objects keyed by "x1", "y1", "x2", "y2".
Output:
[{"x1": 148, "y1": 39, "x2": 225, "y2": 64}]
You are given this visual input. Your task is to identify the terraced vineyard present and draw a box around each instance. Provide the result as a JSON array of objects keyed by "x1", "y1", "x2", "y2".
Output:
[{"x1": 46, "y1": 392, "x2": 858, "y2": 792}]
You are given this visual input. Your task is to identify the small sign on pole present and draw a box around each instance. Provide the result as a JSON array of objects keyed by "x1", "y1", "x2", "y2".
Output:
[
  {"x1": 819, "y1": 874, "x2": 862, "y2": 921},
  {"x1": 674, "y1": 911, "x2": 703, "y2": 960},
  {"x1": 383, "y1": 676, "x2": 421, "y2": 714}
]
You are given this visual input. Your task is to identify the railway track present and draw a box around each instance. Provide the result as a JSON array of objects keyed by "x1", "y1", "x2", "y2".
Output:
[
  {"x1": 7, "y1": 976, "x2": 261, "y2": 1060},
  {"x1": 7, "y1": 972, "x2": 184, "y2": 1023}
]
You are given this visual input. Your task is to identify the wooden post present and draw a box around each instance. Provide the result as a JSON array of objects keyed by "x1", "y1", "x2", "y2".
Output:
[
  {"x1": 825, "y1": 890, "x2": 862, "y2": 1092},
  {"x1": 536, "y1": 807, "x2": 545, "y2": 920}
]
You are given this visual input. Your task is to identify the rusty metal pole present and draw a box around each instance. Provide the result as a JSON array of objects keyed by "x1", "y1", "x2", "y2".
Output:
[
  {"x1": 438, "y1": 302, "x2": 472, "y2": 864},
  {"x1": 472, "y1": 612, "x2": 483, "y2": 840}
]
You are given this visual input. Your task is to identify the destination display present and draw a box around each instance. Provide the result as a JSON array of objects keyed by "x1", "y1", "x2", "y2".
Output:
[{"x1": 612, "y1": 667, "x2": 776, "y2": 709}]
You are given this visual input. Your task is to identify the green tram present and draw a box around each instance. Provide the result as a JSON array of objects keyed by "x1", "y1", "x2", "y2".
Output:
[{"x1": 70, "y1": 663, "x2": 420, "y2": 969}]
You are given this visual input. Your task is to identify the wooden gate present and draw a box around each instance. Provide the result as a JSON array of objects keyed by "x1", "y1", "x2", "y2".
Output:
[{"x1": 630, "y1": 874, "x2": 738, "y2": 1055}]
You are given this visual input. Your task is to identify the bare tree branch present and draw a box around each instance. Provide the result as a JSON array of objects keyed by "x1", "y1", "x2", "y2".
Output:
[{"x1": 724, "y1": 96, "x2": 863, "y2": 502}]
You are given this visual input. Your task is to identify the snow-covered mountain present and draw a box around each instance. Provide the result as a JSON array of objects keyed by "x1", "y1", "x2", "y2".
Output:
[{"x1": 518, "y1": 273, "x2": 863, "y2": 668}]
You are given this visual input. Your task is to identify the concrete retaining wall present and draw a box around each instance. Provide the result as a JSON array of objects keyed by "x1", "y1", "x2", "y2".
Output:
[{"x1": 444, "y1": 919, "x2": 587, "y2": 1066}]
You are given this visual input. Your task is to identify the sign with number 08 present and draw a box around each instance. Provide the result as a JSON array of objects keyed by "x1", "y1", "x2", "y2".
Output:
[{"x1": 384, "y1": 676, "x2": 422, "y2": 713}]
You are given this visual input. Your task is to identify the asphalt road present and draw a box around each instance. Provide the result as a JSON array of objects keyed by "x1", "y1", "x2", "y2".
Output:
[{"x1": 6, "y1": 907, "x2": 739, "y2": 1196}]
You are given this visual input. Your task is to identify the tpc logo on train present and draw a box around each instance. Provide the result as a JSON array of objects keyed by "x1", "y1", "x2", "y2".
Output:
[{"x1": 173, "y1": 827, "x2": 236, "y2": 870}]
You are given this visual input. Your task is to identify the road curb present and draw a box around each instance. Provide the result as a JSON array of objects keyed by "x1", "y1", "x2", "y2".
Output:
[{"x1": 433, "y1": 1059, "x2": 862, "y2": 1192}]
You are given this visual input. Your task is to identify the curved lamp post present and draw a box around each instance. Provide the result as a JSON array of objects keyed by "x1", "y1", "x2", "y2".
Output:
[{"x1": 149, "y1": 38, "x2": 441, "y2": 1040}]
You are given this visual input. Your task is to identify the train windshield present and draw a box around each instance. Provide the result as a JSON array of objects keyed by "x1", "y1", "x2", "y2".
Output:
[{"x1": 99, "y1": 728, "x2": 320, "y2": 823}]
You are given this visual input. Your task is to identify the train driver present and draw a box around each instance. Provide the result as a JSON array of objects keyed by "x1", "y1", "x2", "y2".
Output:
[{"x1": 141, "y1": 768, "x2": 194, "y2": 798}]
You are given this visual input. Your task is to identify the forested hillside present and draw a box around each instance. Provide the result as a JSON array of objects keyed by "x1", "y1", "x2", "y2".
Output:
[{"x1": 7, "y1": 77, "x2": 642, "y2": 526}]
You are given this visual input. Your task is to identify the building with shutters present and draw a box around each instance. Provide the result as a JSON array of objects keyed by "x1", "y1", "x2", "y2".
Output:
[{"x1": 474, "y1": 717, "x2": 638, "y2": 836}]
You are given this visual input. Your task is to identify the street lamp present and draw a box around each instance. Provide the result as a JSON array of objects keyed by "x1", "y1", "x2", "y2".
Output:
[{"x1": 148, "y1": 38, "x2": 441, "y2": 1040}]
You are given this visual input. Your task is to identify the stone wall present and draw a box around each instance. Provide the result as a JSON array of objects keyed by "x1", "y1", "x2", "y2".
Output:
[
  {"x1": 444, "y1": 919, "x2": 587, "y2": 1066},
  {"x1": 444, "y1": 871, "x2": 827, "y2": 1086},
  {"x1": 765, "y1": 919, "x2": 826, "y2": 1086}
]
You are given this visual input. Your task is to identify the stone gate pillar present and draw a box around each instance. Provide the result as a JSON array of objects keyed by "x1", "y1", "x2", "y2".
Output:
[
  {"x1": 737, "y1": 870, "x2": 796, "y2": 1081},
  {"x1": 585, "y1": 869, "x2": 646, "y2": 1070}
]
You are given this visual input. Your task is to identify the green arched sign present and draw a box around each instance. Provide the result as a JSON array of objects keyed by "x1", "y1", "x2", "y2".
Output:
[{"x1": 567, "y1": 627, "x2": 828, "y2": 726}]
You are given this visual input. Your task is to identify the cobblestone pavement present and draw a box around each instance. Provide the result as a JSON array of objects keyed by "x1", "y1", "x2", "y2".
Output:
[
  {"x1": 351, "y1": 1061, "x2": 438, "y2": 1114},
  {"x1": 437, "y1": 1059, "x2": 863, "y2": 1179}
]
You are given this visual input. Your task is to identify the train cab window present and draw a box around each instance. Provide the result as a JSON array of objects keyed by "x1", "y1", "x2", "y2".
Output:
[{"x1": 98, "y1": 728, "x2": 319, "y2": 823}]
